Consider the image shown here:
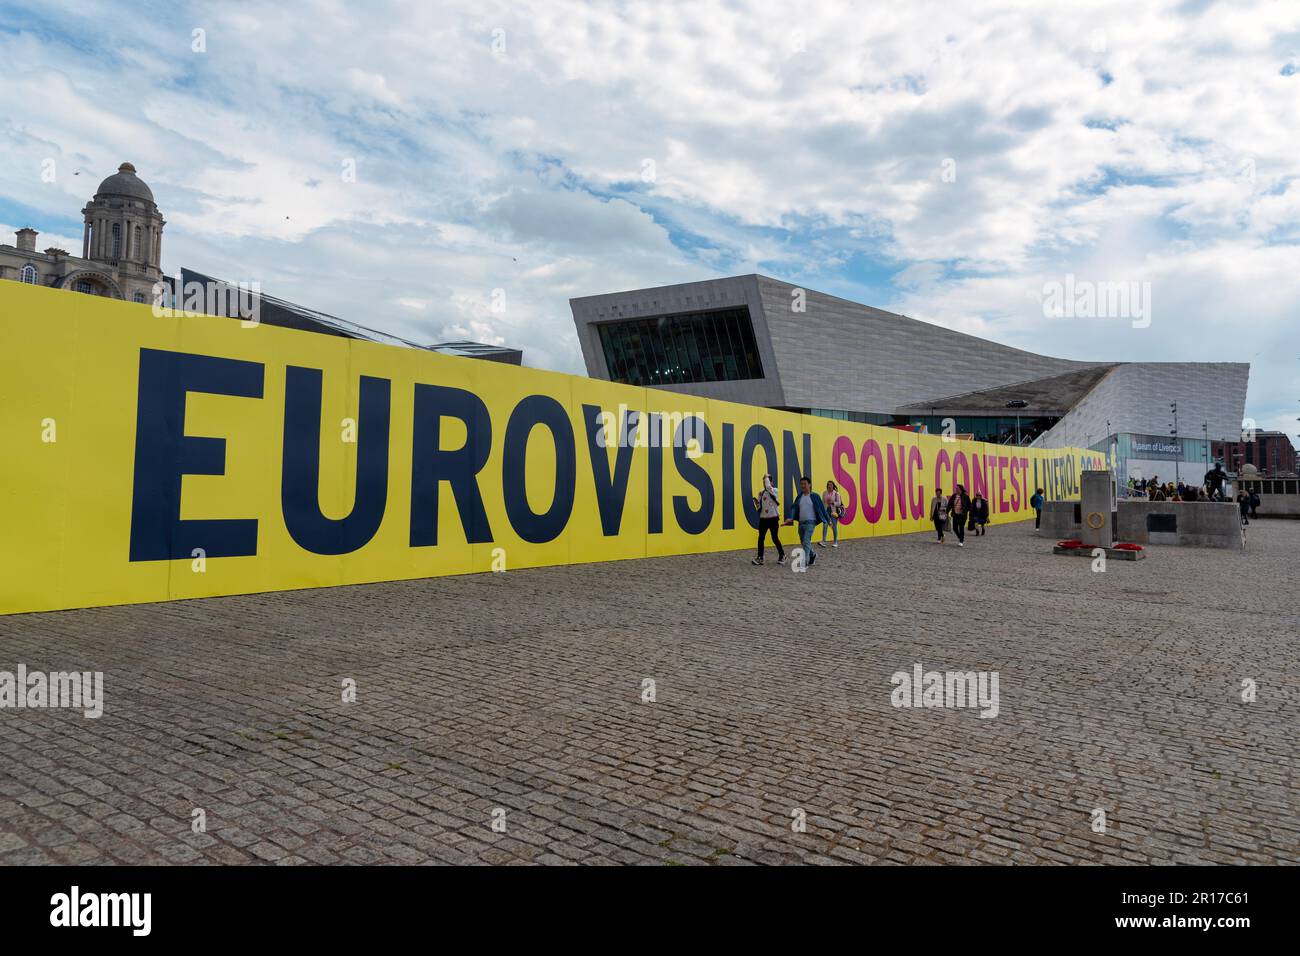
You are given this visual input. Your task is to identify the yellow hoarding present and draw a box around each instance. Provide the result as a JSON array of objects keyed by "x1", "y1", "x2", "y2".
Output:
[{"x1": 0, "y1": 282, "x2": 1103, "y2": 614}]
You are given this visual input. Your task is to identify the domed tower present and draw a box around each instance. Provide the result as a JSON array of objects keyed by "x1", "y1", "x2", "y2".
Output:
[{"x1": 78, "y1": 163, "x2": 165, "y2": 301}]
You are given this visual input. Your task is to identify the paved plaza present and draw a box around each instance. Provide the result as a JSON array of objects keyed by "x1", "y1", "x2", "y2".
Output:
[{"x1": 2, "y1": 518, "x2": 1297, "y2": 866}]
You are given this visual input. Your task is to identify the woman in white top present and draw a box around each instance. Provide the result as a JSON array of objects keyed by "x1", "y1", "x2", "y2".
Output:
[
  {"x1": 820, "y1": 480, "x2": 844, "y2": 548},
  {"x1": 752, "y1": 474, "x2": 785, "y2": 565}
]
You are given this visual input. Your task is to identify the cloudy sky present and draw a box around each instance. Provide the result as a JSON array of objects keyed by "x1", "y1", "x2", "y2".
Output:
[{"x1": 1, "y1": 0, "x2": 1297, "y2": 435}]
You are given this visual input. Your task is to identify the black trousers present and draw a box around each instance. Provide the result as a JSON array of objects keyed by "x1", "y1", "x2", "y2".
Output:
[
  {"x1": 933, "y1": 517, "x2": 946, "y2": 540},
  {"x1": 1034, "y1": 509, "x2": 1041, "y2": 528},
  {"x1": 951, "y1": 513, "x2": 966, "y2": 542},
  {"x1": 757, "y1": 517, "x2": 784, "y2": 559}
]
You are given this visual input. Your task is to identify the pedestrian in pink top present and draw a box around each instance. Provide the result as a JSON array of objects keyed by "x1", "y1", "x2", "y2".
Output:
[{"x1": 820, "y1": 480, "x2": 844, "y2": 548}]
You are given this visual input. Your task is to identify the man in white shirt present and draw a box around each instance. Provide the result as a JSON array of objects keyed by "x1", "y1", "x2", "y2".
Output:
[{"x1": 785, "y1": 476, "x2": 830, "y2": 568}]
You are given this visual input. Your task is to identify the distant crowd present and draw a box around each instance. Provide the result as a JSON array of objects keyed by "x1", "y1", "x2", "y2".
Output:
[{"x1": 1127, "y1": 462, "x2": 1260, "y2": 523}]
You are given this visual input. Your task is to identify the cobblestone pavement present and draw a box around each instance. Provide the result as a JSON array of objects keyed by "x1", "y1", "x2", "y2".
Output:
[{"x1": 2, "y1": 518, "x2": 1297, "y2": 866}]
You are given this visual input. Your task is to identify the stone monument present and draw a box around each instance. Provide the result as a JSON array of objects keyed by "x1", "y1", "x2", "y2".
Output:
[
  {"x1": 1078, "y1": 469, "x2": 1116, "y2": 549},
  {"x1": 1053, "y1": 469, "x2": 1145, "y2": 560}
]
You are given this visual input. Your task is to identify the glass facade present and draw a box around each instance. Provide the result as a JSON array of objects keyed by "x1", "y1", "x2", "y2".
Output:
[
  {"x1": 806, "y1": 408, "x2": 896, "y2": 426},
  {"x1": 596, "y1": 307, "x2": 764, "y2": 386},
  {"x1": 1110, "y1": 432, "x2": 1219, "y2": 488},
  {"x1": 905, "y1": 415, "x2": 1058, "y2": 444}
]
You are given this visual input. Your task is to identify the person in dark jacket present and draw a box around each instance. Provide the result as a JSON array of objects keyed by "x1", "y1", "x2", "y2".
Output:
[
  {"x1": 1205, "y1": 463, "x2": 1227, "y2": 501},
  {"x1": 1249, "y1": 490, "x2": 1260, "y2": 519},
  {"x1": 785, "y1": 476, "x2": 830, "y2": 568},
  {"x1": 1237, "y1": 491, "x2": 1250, "y2": 525},
  {"x1": 1030, "y1": 488, "x2": 1045, "y2": 531},
  {"x1": 947, "y1": 485, "x2": 972, "y2": 546},
  {"x1": 970, "y1": 493, "x2": 990, "y2": 535}
]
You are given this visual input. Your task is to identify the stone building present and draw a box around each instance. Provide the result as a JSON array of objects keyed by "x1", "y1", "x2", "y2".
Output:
[{"x1": 0, "y1": 162, "x2": 165, "y2": 303}]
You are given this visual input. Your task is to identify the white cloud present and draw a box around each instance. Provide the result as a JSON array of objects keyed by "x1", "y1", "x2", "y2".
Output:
[{"x1": 0, "y1": 0, "x2": 1297, "y2": 435}]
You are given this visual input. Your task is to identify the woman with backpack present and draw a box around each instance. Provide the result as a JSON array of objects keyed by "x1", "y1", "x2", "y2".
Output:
[{"x1": 820, "y1": 479, "x2": 844, "y2": 548}]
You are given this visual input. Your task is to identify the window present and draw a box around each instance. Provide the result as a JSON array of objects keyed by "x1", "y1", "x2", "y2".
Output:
[
  {"x1": 596, "y1": 307, "x2": 764, "y2": 386},
  {"x1": 20, "y1": 264, "x2": 37, "y2": 284},
  {"x1": 72, "y1": 279, "x2": 94, "y2": 294},
  {"x1": 132, "y1": 291, "x2": 147, "y2": 303},
  {"x1": 111, "y1": 223, "x2": 121, "y2": 259}
]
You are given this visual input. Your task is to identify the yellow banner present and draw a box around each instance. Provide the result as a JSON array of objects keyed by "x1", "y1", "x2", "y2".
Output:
[{"x1": 0, "y1": 282, "x2": 1103, "y2": 614}]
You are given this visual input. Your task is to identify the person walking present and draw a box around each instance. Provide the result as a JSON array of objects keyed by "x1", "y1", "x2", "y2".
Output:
[
  {"x1": 785, "y1": 476, "x2": 829, "y2": 568},
  {"x1": 1030, "y1": 487, "x2": 1045, "y2": 532},
  {"x1": 820, "y1": 480, "x2": 844, "y2": 548},
  {"x1": 1237, "y1": 490, "x2": 1250, "y2": 526},
  {"x1": 1249, "y1": 488, "x2": 1260, "y2": 519},
  {"x1": 751, "y1": 473, "x2": 785, "y2": 566},
  {"x1": 947, "y1": 484, "x2": 972, "y2": 547},
  {"x1": 930, "y1": 488, "x2": 948, "y2": 543},
  {"x1": 971, "y1": 492, "x2": 990, "y2": 535}
]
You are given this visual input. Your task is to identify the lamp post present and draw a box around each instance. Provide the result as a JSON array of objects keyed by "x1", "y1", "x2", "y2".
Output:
[
  {"x1": 1169, "y1": 401, "x2": 1180, "y2": 484},
  {"x1": 1105, "y1": 418, "x2": 1116, "y2": 480},
  {"x1": 1202, "y1": 422, "x2": 1209, "y2": 478}
]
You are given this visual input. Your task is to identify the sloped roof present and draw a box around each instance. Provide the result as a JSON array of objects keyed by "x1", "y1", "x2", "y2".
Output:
[{"x1": 894, "y1": 364, "x2": 1119, "y2": 415}]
